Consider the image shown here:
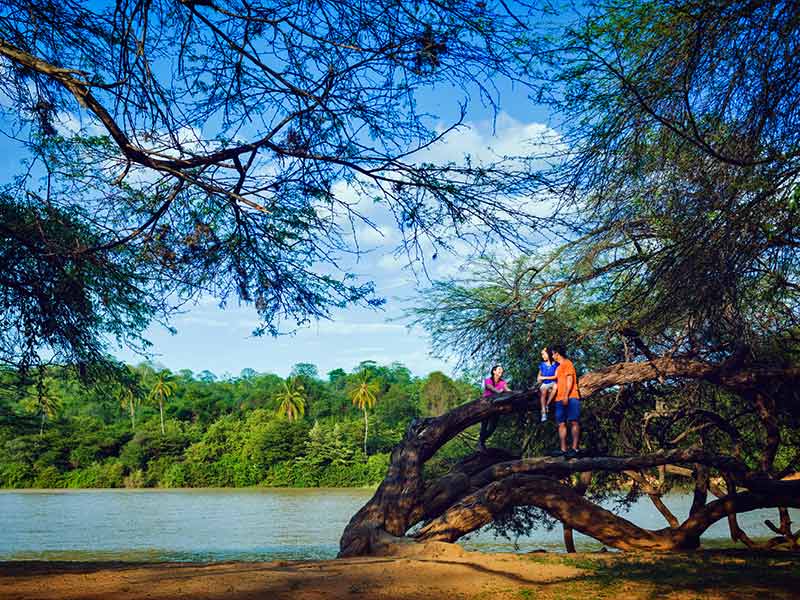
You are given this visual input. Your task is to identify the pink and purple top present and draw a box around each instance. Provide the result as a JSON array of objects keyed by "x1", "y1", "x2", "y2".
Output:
[{"x1": 483, "y1": 377, "x2": 510, "y2": 397}]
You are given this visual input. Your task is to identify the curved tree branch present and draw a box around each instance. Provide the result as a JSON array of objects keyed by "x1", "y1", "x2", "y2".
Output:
[
  {"x1": 416, "y1": 474, "x2": 800, "y2": 551},
  {"x1": 339, "y1": 357, "x2": 800, "y2": 557}
]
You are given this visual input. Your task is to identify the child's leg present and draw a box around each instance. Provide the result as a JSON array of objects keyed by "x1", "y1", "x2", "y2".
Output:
[
  {"x1": 539, "y1": 386, "x2": 547, "y2": 413},
  {"x1": 547, "y1": 384, "x2": 557, "y2": 407}
]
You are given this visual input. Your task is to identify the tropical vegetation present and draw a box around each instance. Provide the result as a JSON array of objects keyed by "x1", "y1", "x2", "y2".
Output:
[{"x1": 0, "y1": 361, "x2": 477, "y2": 489}]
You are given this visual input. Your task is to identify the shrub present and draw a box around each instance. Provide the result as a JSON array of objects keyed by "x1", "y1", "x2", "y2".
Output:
[
  {"x1": 159, "y1": 463, "x2": 188, "y2": 488},
  {"x1": 32, "y1": 466, "x2": 63, "y2": 488},
  {"x1": 63, "y1": 460, "x2": 125, "y2": 488},
  {"x1": 261, "y1": 452, "x2": 389, "y2": 488},
  {"x1": 124, "y1": 469, "x2": 145, "y2": 488},
  {"x1": 144, "y1": 456, "x2": 175, "y2": 487},
  {"x1": 0, "y1": 461, "x2": 33, "y2": 488}
]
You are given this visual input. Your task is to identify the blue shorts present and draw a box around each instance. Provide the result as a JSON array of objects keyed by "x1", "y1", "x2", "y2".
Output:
[{"x1": 554, "y1": 398, "x2": 581, "y2": 423}]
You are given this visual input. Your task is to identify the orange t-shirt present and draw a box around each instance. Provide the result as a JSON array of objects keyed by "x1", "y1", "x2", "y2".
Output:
[{"x1": 555, "y1": 358, "x2": 579, "y2": 402}]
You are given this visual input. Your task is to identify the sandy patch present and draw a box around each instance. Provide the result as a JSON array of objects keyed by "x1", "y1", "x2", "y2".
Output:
[{"x1": 1, "y1": 548, "x2": 797, "y2": 600}]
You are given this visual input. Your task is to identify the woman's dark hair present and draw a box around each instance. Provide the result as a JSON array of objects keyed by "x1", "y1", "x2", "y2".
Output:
[
  {"x1": 490, "y1": 365, "x2": 503, "y2": 382},
  {"x1": 543, "y1": 346, "x2": 554, "y2": 363},
  {"x1": 550, "y1": 344, "x2": 567, "y2": 358}
]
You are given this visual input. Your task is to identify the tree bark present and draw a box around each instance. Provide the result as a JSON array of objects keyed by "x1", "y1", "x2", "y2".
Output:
[
  {"x1": 416, "y1": 474, "x2": 800, "y2": 551},
  {"x1": 363, "y1": 408, "x2": 369, "y2": 457},
  {"x1": 416, "y1": 475, "x2": 681, "y2": 550},
  {"x1": 624, "y1": 470, "x2": 680, "y2": 528},
  {"x1": 650, "y1": 494, "x2": 680, "y2": 529},
  {"x1": 420, "y1": 449, "x2": 747, "y2": 521},
  {"x1": 754, "y1": 394, "x2": 780, "y2": 474},
  {"x1": 690, "y1": 464, "x2": 710, "y2": 517},
  {"x1": 563, "y1": 471, "x2": 592, "y2": 552},
  {"x1": 765, "y1": 507, "x2": 799, "y2": 548},
  {"x1": 338, "y1": 358, "x2": 800, "y2": 557}
]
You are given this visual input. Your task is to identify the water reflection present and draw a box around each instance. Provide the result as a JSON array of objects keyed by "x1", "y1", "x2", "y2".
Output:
[{"x1": 0, "y1": 488, "x2": 796, "y2": 561}]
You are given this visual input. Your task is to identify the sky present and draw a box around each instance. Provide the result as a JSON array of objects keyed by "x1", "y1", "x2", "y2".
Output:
[
  {"x1": 111, "y1": 108, "x2": 560, "y2": 380},
  {"x1": 1, "y1": 12, "x2": 565, "y2": 381}
]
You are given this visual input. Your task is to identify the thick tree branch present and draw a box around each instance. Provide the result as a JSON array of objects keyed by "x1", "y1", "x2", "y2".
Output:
[
  {"x1": 339, "y1": 358, "x2": 800, "y2": 557},
  {"x1": 416, "y1": 474, "x2": 800, "y2": 551}
]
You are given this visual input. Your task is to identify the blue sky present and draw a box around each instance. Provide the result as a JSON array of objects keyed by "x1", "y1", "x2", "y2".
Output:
[
  {"x1": 108, "y1": 107, "x2": 560, "y2": 379},
  {"x1": 1, "y1": 28, "x2": 562, "y2": 381}
]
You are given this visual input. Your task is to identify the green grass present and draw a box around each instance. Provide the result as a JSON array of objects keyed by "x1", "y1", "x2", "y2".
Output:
[
  {"x1": 516, "y1": 550, "x2": 800, "y2": 600},
  {"x1": 572, "y1": 552, "x2": 799, "y2": 597}
]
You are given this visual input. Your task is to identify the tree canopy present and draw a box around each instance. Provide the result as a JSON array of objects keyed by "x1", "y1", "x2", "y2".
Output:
[
  {"x1": 0, "y1": 0, "x2": 544, "y2": 371},
  {"x1": 341, "y1": 0, "x2": 800, "y2": 557},
  {"x1": 538, "y1": 0, "x2": 800, "y2": 353}
]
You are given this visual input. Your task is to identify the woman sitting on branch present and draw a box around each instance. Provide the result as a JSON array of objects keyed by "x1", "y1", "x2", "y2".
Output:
[
  {"x1": 537, "y1": 346, "x2": 559, "y2": 422},
  {"x1": 477, "y1": 364, "x2": 512, "y2": 451}
]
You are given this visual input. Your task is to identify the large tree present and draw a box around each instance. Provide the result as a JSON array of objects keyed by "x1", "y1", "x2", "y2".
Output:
[
  {"x1": 339, "y1": 357, "x2": 800, "y2": 557},
  {"x1": 0, "y1": 0, "x2": 544, "y2": 372},
  {"x1": 340, "y1": 0, "x2": 800, "y2": 556}
]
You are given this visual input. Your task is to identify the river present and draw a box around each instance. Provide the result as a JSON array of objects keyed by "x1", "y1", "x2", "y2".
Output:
[{"x1": 0, "y1": 488, "x2": 795, "y2": 561}]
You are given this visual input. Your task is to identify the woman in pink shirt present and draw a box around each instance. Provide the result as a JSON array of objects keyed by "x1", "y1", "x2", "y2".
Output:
[{"x1": 478, "y1": 365, "x2": 512, "y2": 451}]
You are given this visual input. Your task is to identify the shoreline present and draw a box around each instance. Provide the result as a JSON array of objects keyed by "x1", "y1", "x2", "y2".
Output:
[
  {"x1": 0, "y1": 485, "x2": 380, "y2": 492},
  {"x1": 1, "y1": 548, "x2": 798, "y2": 600}
]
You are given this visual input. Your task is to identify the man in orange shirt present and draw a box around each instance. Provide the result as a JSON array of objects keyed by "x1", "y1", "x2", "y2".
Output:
[{"x1": 550, "y1": 344, "x2": 581, "y2": 458}]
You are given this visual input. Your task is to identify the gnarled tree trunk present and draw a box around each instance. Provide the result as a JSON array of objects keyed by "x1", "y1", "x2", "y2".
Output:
[{"x1": 338, "y1": 358, "x2": 800, "y2": 557}]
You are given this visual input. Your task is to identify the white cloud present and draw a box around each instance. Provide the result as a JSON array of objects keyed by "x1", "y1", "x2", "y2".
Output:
[
  {"x1": 306, "y1": 321, "x2": 407, "y2": 336},
  {"x1": 355, "y1": 224, "x2": 396, "y2": 246},
  {"x1": 420, "y1": 112, "x2": 563, "y2": 168}
]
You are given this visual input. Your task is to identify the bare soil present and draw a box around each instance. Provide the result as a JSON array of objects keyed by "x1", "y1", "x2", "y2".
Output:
[{"x1": 1, "y1": 544, "x2": 798, "y2": 600}]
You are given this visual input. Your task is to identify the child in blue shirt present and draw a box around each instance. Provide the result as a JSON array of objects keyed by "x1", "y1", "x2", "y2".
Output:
[{"x1": 537, "y1": 347, "x2": 559, "y2": 422}]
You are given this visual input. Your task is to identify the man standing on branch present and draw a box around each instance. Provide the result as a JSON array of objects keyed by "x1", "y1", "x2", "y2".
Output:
[{"x1": 551, "y1": 345, "x2": 581, "y2": 458}]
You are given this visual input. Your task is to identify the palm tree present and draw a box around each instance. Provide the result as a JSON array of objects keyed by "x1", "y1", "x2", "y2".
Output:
[
  {"x1": 22, "y1": 376, "x2": 62, "y2": 436},
  {"x1": 148, "y1": 370, "x2": 176, "y2": 435},
  {"x1": 347, "y1": 370, "x2": 380, "y2": 456},
  {"x1": 119, "y1": 386, "x2": 139, "y2": 430},
  {"x1": 37, "y1": 384, "x2": 61, "y2": 436},
  {"x1": 275, "y1": 377, "x2": 306, "y2": 421},
  {"x1": 38, "y1": 393, "x2": 60, "y2": 435}
]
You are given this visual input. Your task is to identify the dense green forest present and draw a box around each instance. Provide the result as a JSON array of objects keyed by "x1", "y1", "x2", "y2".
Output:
[{"x1": 0, "y1": 361, "x2": 479, "y2": 489}]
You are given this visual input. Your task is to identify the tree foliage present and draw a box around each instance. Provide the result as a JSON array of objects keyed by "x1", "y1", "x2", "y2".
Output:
[
  {"x1": 348, "y1": 370, "x2": 381, "y2": 455},
  {"x1": 147, "y1": 370, "x2": 177, "y2": 435},
  {"x1": 0, "y1": 360, "x2": 473, "y2": 490},
  {"x1": 275, "y1": 377, "x2": 306, "y2": 422},
  {"x1": 534, "y1": 0, "x2": 800, "y2": 352},
  {"x1": 0, "y1": 0, "x2": 545, "y2": 371},
  {"x1": 386, "y1": 0, "x2": 800, "y2": 554}
]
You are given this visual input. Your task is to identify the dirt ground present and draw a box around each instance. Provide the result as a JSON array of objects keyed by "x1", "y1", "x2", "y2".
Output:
[{"x1": 1, "y1": 543, "x2": 798, "y2": 600}]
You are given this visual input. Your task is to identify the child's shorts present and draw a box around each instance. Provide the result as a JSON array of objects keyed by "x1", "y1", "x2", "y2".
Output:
[{"x1": 540, "y1": 382, "x2": 556, "y2": 391}]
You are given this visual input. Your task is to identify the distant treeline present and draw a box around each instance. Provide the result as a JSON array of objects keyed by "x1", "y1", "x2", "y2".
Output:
[{"x1": 0, "y1": 361, "x2": 478, "y2": 489}]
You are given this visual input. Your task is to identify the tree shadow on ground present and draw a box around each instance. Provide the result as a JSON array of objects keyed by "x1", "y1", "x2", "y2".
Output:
[{"x1": 554, "y1": 550, "x2": 800, "y2": 600}]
